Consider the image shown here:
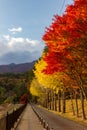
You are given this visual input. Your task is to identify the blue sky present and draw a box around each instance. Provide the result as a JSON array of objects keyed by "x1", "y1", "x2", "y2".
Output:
[{"x1": 0, "y1": 0, "x2": 73, "y2": 65}]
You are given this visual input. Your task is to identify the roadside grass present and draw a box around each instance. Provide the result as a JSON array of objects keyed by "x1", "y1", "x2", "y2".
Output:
[
  {"x1": 51, "y1": 99, "x2": 87, "y2": 126},
  {"x1": 39, "y1": 99, "x2": 87, "y2": 126}
]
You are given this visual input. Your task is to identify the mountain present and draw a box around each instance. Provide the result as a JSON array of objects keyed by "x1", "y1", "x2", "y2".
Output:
[{"x1": 0, "y1": 61, "x2": 36, "y2": 74}]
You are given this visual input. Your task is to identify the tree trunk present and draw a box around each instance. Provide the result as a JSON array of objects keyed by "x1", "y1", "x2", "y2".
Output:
[
  {"x1": 51, "y1": 89, "x2": 54, "y2": 110},
  {"x1": 54, "y1": 92, "x2": 57, "y2": 111},
  {"x1": 70, "y1": 93, "x2": 75, "y2": 115},
  {"x1": 58, "y1": 90, "x2": 61, "y2": 112},
  {"x1": 62, "y1": 91, "x2": 66, "y2": 113},
  {"x1": 75, "y1": 92, "x2": 79, "y2": 117},
  {"x1": 49, "y1": 91, "x2": 51, "y2": 110},
  {"x1": 80, "y1": 90, "x2": 86, "y2": 120}
]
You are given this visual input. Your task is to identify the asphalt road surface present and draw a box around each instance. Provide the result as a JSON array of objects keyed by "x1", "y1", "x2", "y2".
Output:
[{"x1": 33, "y1": 105, "x2": 87, "y2": 130}]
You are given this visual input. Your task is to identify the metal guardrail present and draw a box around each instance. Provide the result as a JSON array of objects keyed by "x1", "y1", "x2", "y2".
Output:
[
  {"x1": 32, "y1": 105, "x2": 54, "y2": 130},
  {"x1": 0, "y1": 104, "x2": 26, "y2": 130}
]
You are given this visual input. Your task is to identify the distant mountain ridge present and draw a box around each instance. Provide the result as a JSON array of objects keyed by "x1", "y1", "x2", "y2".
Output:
[{"x1": 0, "y1": 61, "x2": 36, "y2": 74}]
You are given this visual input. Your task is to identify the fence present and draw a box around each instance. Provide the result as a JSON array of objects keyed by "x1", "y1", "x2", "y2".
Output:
[{"x1": 0, "y1": 104, "x2": 26, "y2": 130}]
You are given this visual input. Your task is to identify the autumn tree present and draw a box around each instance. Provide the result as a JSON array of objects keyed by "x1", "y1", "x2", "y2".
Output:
[
  {"x1": 34, "y1": 57, "x2": 65, "y2": 110},
  {"x1": 30, "y1": 78, "x2": 45, "y2": 104},
  {"x1": 42, "y1": 0, "x2": 87, "y2": 119},
  {"x1": 20, "y1": 93, "x2": 29, "y2": 104}
]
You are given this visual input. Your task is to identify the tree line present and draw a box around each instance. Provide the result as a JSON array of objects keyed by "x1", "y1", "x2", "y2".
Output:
[{"x1": 29, "y1": 0, "x2": 87, "y2": 120}]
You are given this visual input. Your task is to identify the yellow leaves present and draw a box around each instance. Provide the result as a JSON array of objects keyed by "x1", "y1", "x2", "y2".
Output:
[
  {"x1": 30, "y1": 80, "x2": 39, "y2": 96},
  {"x1": 30, "y1": 78, "x2": 44, "y2": 97},
  {"x1": 29, "y1": 78, "x2": 46, "y2": 103},
  {"x1": 34, "y1": 58, "x2": 62, "y2": 90}
]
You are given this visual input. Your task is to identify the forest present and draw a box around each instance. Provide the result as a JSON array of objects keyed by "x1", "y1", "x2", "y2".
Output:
[{"x1": 0, "y1": 70, "x2": 34, "y2": 105}]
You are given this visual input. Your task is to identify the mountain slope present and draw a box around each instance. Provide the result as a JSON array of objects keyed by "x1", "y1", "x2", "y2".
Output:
[{"x1": 0, "y1": 61, "x2": 36, "y2": 74}]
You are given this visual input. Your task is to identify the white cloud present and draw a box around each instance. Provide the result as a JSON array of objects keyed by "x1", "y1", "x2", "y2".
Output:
[
  {"x1": 3, "y1": 35, "x2": 10, "y2": 41},
  {"x1": 8, "y1": 37, "x2": 24, "y2": 47},
  {"x1": 2, "y1": 35, "x2": 44, "y2": 52},
  {"x1": 8, "y1": 27, "x2": 22, "y2": 34},
  {"x1": 26, "y1": 38, "x2": 39, "y2": 46},
  {"x1": 0, "y1": 35, "x2": 45, "y2": 64}
]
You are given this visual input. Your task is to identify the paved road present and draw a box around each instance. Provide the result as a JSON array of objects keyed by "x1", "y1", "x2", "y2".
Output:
[
  {"x1": 16, "y1": 104, "x2": 43, "y2": 130},
  {"x1": 33, "y1": 105, "x2": 87, "y2": 130}
]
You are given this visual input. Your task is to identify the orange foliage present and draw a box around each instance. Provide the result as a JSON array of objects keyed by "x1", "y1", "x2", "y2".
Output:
[{"x1": 42, "y1": 0, "x2": 87, "y2": 74}]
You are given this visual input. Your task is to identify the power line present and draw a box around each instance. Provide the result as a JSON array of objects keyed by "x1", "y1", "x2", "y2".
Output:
[{"x1": 59, "y1": 0, "x2": 66, "y2": 15}]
